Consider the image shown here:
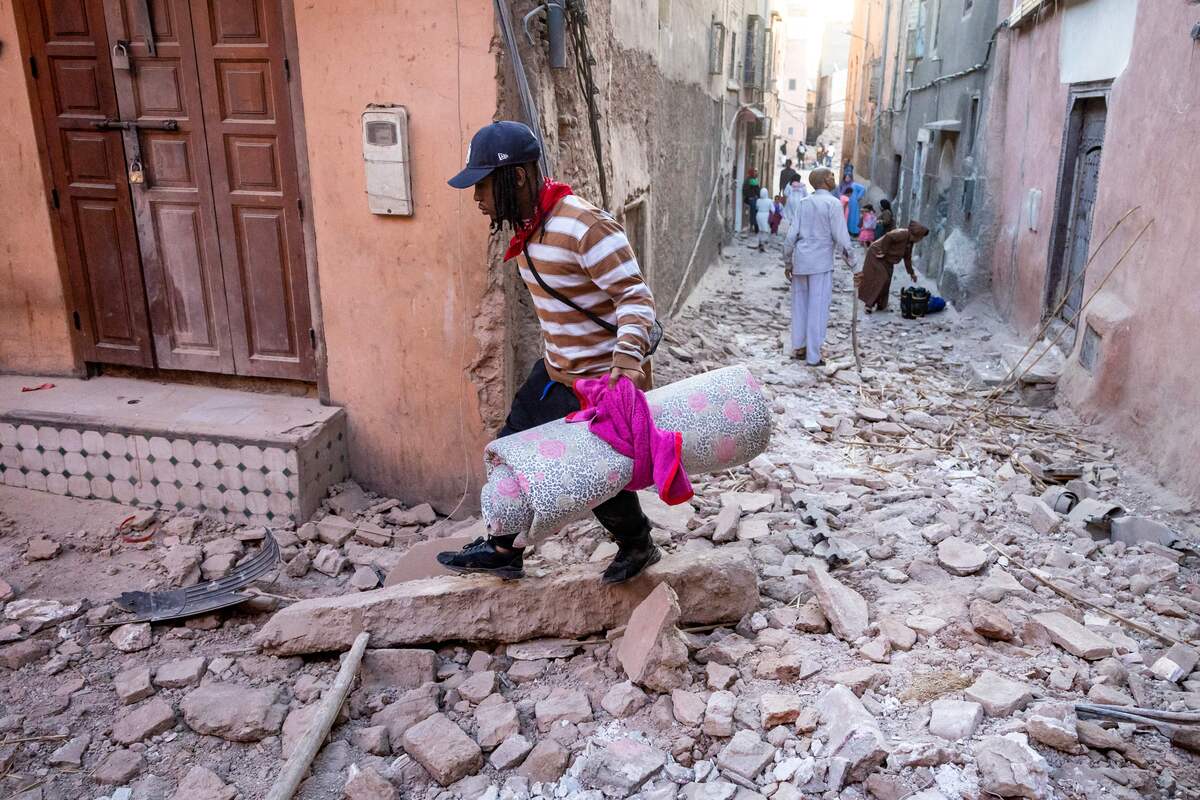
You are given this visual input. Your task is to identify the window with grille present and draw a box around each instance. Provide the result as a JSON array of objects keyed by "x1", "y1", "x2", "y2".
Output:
[
  {"x1": 744, "y1": 15, "x2": 764, "y2": 88},
  {"x1": 709, "y1": 22, "x2": 726, "y2": 75},
  {"x1": 728, "y1": 32, "x2": 737, "y2": 79}
]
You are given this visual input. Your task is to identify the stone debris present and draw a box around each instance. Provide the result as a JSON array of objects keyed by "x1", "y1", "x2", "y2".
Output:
[
  {"x1": 936, "y1": 536, "x2": 989, "y2": 576},
  {"x1": 928, "y1": 698, "x2": 983, "y2": 741},
  {"x1": 93, "y1": 748, "x2": 145, "y2": 784},
  {"x1": 109, "y1": 622, "x2": 152, "y2": 653},
  {"x1": 974, "y1": 733, "x2": 1051, "y2": 799},
  {"x1": 343, "y1": 764, "x2": 397, "y2": 800},
  {"x1": 965, "y1": 670, "x2": 1034, "y2": 717},
  {"x1": 808, "y1": 565, "x2": 869, "y2": 642},
  {"x1": 716, "y1": 730, "x2": 775, "y2": 780},
  {"x1": 518, "y1": 739, "x2": 571, "y2": 783},
  {"x1": 154, "y1": 656, "x2": 206, "y2": 688},
  {"x1": 969, "y1": 599, "x2": 1014, "y2": 641},
  {"x1": 535, "y1": 688, "x2": 593, "y2": 731},
  {"x1": 257, "y1": 549, "x2": 758, "y2": 654},
  {"x1": 361, "y1": 647, "x2": 437, "y2": 691},
  {"x1": 24, "y1": 537, "x2": 60, "y2": 560},
  {"x1": 1034, "y1": 611, "x2": 1114, "y2": 660},
  {"x1": 474, "y1": 698, "x2": 519, "y2": 749},
  {"x1": 579, "y1": 737, "x2": 667, "y2": 795},
  {"x1": 617, "y1": 583, "x2": 689, "y2": 693},
  {"x1": 818, "y1": 684, "x2": 889, "y2": 783},
  {"x1": 112, "y1": 697, "x2": 175, "y2": 744},
  {"x1": 490, "y1": 734, "x2": 534, "y2": 770},
  {"x1": 1151, "y1": 643, "x2": 1199, "y2": 683},
  {"x1": 115, "y1": 665, "x2": 155, "y2": 704},
  {"x1": 171, "y1": 766, "x2": 237, "y2": 800},
  {"x1": 180, "y1": 683, "x2": 285, "y2": 742},
  {"x1": 1, "y1": 245, "x2": 1198, "y2": 800},
  {"x1": 401, "y1": 712, "x2": 483, "y2": 786},
  {"x1": 48, "y1": 734, "x2": 90, "y2": 767},
  {"x1": 601, "y1": 681, "x2": 649, "y2": 718}
]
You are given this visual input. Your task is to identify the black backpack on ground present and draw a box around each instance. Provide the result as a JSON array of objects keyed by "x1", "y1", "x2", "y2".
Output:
[{"x1": 900, "y1": 286, "x2": 931, "y2": 319}]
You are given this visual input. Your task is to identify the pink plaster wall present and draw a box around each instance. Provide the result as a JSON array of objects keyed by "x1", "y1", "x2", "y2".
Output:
[
  {"x1": 292, "y1": 2, "x2": 500, "y2": 511},
  {"x1": 0, "y1": 0, "x2": 79, "y2": 376},
  {"x1": 986, "y1": 5, "x2": 1200, "y2": 499}
]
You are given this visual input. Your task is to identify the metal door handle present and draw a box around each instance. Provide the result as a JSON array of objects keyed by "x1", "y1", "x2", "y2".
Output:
[{"x1": 92, "y1": 118, "x2": 179, "y2": 131}]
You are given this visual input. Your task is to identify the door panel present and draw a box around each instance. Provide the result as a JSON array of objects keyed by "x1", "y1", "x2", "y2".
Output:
[
  {"x1": 25, "y1": 0, "x2": 313, "y2": 380},
  {"x1": 191, "y1": 0, "x2": 314, "y2": 379},
  {"x1": 1057, "y1": 99, "x2": 1106, "y2": 327},
  {"x1": 22, "y1": 0, "x2": 154, "y2": 365},
  {"x1": 103, "y1": 0, "x2": 235, "y2": 372}
]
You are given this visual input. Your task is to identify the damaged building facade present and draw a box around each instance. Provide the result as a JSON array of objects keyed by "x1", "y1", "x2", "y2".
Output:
[
  {"x1": 845, "y1": 0, "x2": 1200, "y2": 501},
  {"x1": 981, "y1": 0, "x2": 1200, "y2": 501},
  {"x1": 843, "y1": 0, "x2": 1000, "y2": 305},
  {"x1": 0, "y1": 0, "x2": 780, "y2": 521}
]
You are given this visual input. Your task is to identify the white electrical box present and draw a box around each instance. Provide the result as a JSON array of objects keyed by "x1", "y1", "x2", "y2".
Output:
[{"x1": 362, "y1": 104, "x2": 413, "y2": 216}]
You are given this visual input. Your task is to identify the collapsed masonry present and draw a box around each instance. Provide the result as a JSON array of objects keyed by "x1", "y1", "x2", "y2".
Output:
[{"x1": 1, "y1": 245, "x2": 1199, "y2": 800}]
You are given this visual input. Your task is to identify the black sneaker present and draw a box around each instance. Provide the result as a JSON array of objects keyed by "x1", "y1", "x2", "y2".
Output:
[
  {"x1": 436, "y1": 537, "x2": 525, "y2": 580},
  {"x1": 602, "y1": 536, "x2": 663, "y2": 584}
]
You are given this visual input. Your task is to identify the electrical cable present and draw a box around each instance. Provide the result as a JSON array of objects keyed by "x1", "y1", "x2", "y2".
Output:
[{"x1": 565, "y1": 0, "x2": 609, "y2": 210}]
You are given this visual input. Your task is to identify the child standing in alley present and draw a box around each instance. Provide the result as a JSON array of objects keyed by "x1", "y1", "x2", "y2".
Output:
[{"x1": 858, "y1": 204, "x2": 877, "y2": 246}]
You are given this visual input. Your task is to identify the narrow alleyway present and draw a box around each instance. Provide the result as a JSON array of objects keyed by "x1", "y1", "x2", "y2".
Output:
[{"x1": 1, "y1": 241, "x2": 1198, "y2": 799}]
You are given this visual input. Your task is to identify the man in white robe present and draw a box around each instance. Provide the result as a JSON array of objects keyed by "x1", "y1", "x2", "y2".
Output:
[{"x1": 781, "y1": 168, "x2": 856, "y2": 366}]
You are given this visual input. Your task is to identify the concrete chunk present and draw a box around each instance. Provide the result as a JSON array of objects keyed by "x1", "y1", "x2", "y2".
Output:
[
  {"x1": 256, "y1": 549, "x2": 758, "y2": 654},
  {"x1": 401, "y1": 712, "x2": 483, "y2": 786},
  {"x1": 807, "y1": 565, "x2": 869, "y2": 642},
  {"x1": 1034, "y1": 612, "x2": 1113, "y2": 660},
  {"x1": 817, "y1": 684, "x2": 888, "y2": 782},
  {"x1": 965, "y1": 670, "x2": 1033, "y2": 717}
]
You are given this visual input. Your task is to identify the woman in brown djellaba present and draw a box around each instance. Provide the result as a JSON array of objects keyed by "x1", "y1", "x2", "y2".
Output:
[{"x1": 856, "y1": 221, "x2": 929, "y2": 313}]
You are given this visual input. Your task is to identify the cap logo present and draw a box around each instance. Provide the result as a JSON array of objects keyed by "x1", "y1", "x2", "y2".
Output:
[
  {"x1": 465, "y1": 142, "x2": 472, "y2": 165},
  {"x1": 497, "y1": 152, "x2": 509, "y2": 161}
]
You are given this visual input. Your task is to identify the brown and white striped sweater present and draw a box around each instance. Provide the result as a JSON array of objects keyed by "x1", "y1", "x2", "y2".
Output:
[{"x1": 519, "y1": 195, "x2": 656, "y2": 386}]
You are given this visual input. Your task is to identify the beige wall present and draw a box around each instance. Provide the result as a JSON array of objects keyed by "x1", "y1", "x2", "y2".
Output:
[
  {"x1": 0, "y1": 0, "x2": 78, "y2": 376},
  {"x1": 292, "y1": 1, "x2": 501, "y2": 512}
]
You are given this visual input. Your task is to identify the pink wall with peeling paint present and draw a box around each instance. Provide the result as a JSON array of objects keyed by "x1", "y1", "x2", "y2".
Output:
[
  {"x1": 292, "y1": 1, "x2": 500, "y2": 511},
  {"x1": 985, "y1": 3, "x2": 1200, "y2": 500},
  {"x1": 0, "y1": 1, "x2": 79, "y2": 376}
]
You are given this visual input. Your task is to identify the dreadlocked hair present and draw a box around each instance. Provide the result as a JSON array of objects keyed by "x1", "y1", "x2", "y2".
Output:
[{"x1": 490, "y1": 163, "x2": 541, "y2": 235}]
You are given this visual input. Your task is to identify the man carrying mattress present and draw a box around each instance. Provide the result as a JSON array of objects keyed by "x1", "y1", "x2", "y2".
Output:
[{"x1": 438, "y1": 121, "x2": 661, "y2": 584}]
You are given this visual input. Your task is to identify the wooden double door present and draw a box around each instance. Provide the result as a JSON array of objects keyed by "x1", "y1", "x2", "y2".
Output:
[{"x1": 24, "y1": 0, "x2": 315, "y2": 380}]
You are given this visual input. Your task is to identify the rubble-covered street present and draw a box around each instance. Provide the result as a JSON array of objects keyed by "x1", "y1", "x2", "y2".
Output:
[{"x1": 2, "y1": 240, "x2": 1199, "y2": 800}]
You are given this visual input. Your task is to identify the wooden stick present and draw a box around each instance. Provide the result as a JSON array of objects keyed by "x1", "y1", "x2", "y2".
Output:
[
  {"x1": 941, "y1": 218, "x2": 1153, "y2": 447},
  {"x1": 0, "y1": 734, "x2": 67, "y2": 746},
  {"x1": 984, "y1": 540, "x2": 1195, "y2": 648},
  {"x1": 264, "y1": 631, "x2": 370, "y2": 800}
]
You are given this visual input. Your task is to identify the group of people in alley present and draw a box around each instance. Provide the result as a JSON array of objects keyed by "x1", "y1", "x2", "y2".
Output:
[{"x1": 435, "y1": 120, "x2": 927, "y2": 582}]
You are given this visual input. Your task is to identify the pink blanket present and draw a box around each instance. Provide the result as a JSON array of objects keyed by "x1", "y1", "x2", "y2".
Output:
[{"x1": 568, "y1": 376, "x2": 694, "y2": 505}]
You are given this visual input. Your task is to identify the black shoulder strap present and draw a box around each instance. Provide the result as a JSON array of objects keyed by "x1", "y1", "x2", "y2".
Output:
[{"x1": 522, "y1": 240, "x2": 618, "y2": 334}]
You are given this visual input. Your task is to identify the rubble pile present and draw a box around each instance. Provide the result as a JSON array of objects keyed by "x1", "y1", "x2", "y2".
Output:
[{"x1": 1, "y1": 246, "x2": 1198, "y2": 799}]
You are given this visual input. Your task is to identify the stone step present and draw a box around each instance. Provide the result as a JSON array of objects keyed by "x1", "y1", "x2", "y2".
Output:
[
  {"x1": 254, "y1": 549, "x2": 759, "y2": 654},
  {"x1": 0, "y1": 375, "x2": 346, "y2": 526}
]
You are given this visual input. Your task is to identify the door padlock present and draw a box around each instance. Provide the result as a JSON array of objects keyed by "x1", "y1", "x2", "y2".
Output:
[
  {"x1": 128, "y1": 158, "x2": 145, "y2": 184},
  {"x1": 112, "y1": 41, "x2": 131, "y2": 70}
]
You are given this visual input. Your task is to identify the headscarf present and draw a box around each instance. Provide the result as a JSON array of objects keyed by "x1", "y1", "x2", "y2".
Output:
[
  {"x1": 846, "y1": 183, "x2": 866, "y2": 235},
  {"x1": 908, "y1": 221, "x2": 930, "y2": 239}
]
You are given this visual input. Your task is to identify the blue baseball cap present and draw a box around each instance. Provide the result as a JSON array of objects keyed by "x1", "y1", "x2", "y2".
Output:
[{"x1": 448, "y1": 121, "x2": 542, "y2": 189}]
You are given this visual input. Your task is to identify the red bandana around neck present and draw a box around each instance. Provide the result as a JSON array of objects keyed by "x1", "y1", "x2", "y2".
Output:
[{"x1": 503, "y1": 178, "x2": 574, "y2": 261}]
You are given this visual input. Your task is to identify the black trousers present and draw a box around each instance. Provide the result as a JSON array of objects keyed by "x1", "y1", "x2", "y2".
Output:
[{"x1": 497, "y1": 360, "x2": 650, "y2": 545}]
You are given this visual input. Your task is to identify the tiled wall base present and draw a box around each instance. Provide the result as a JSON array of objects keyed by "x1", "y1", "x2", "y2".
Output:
[{"x1": 0, "y1": 411, "x2": 348, "y2": 526}]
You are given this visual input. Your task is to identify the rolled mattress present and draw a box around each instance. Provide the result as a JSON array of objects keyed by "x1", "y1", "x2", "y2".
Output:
[{"x1": 482, "y1": 365, "x2": 772, "y2": 547}]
